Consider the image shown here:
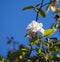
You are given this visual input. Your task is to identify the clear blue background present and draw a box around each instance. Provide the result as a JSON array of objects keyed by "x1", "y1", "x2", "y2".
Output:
[{"x1": 0, "y1": 0, "x2": 60, "y2": 58}]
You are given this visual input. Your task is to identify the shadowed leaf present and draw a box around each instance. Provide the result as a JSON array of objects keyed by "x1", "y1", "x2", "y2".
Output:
[
  {"x1": 0, "y1": 56, "x2": 3, "y2": 61},
  {"x1": 22, "y1": 6, "x2": 34, "y2": 10},
  {"x1": 49, "y1": 45, "x2": 58, "y2": 52},
  {"x1": 57, "y1": 8, "x2": 60, "y2": 13},
  {"x1": 4, "y1": 59, "x2": 9, "y2": 62},
  {"x1": 29, "y1": 36, "x2": 40, "y2": 46},
  {"x1": 54, "y1": 43, "x2": 60, "y2": 49},
  {"x1": 38, "y1": 9, "x2": 45, "y2": 18},
  {"x1": 7, "y1": 40, "x2": 12, "y2": 44}
]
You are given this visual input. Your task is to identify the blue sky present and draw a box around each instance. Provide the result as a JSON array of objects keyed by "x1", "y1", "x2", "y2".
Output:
[{"x1": 0, "y1": 0, "x2": 60, "y2": 58}]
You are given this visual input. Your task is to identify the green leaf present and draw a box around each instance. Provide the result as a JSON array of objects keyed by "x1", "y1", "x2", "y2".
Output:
[
  {"x1": 27, "y1": 59, "x2": 31, "y2": 62},
  {"x1": 36, "y1": 48, "x2": 42, "y2": 54},
  {"x1": 37, "y1": 9, "x2": 45, "y2": 18},
  {"x1": 49, "y1": 45, "x2": 58, "y2": 52},
  {"x1": 25, "y1": 34, "x2": 31, "y2": 38},
  {"x1": 4, "y1": 59, "x2": 9, "y2": 62},
  {"x1": 7, "y1": 50, "x2": 21, "y2": 59},
  {"x1": 54, "y1": 43, "x2": 60, "y2": 49},
  {"x1": 29, "y1": 36, "x2": 40, "y2": 46},
  {"x1": 0, "y1": 56, "x2": 3, "y2": 61},
  {"x1": 51, "y1": 5, "x2": 56, "y2": 12},
  {"x1": 8, "y1": 47, "x2": 29, "y2": 59},
  {"x1": 19, "y1": 45, "x2": 25, "y2": 49},
  {"x1": 50, "y1": 38, "x2": 58, "y2": 44},
  {"x1": 22, "y1": 6, "x2": 34, "y2": 10},
  {"x1": 42, "y1": 29, "x2": 55, "y2": 37},
  {"x1": 29, "y1": 37, "x2": 37, "y2": 46},
  {"x1": 46, "y1": 4, "x2": 51, "y2": 13},
  {"x1": 57, "y1": 8, "x2": 60, "y2": 13},
  {"x1": 51, "y1": 56, "x2": 60, "y2": 61}
]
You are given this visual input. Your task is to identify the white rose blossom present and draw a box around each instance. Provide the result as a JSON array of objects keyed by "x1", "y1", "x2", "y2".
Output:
[{"x1": 26, "y1": 20, "x2": 45, "y2": 36}]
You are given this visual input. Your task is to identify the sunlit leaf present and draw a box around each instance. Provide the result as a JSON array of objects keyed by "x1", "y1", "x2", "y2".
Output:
[
  {"x1": 46, "y1": 4, "x2": 51, "y2": 13},
  {"x1": 51, "y1": 5, "x2": 56, "y2": 11},
  {"x1": 36, "y1": 48, "x2": 42, "y2": 54},
  {"x1": 22, "y1": 6, "x2": 34, "y2": 10},
  {"x1": 19, "y1": 45, "x2": 29, "y2": 53},
  {"x1": 27, "y1": 59, "x2": 31, "y2": 62},
  {"x1": 25, "y1": 34, "x2": 31, "y2": 38},
  {"x1": 21, "y1": 48, "x2": 27, "y2": 51},
  {"x1": 42, "y1": 29, "x2": 55, "y2": 37}
]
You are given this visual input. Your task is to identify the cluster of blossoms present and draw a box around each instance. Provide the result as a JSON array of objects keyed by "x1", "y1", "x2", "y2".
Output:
[{"x1": 26, "y1": 20, "x2": 45, "y2": 37}]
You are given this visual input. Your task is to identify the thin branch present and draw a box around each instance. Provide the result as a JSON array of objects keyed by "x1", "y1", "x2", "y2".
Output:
[
  {"x1": 28, "y1": 46, "x2": 32, "y2": 57},
  {"x1": 42, "y1": 2, "x2": 50, "y2": 7},
  {"x1": 36, "y1": 12, "x2": 39, "y2": 22},
  {"x1": 36, "y1": 0, "x2": 44, "y2": 22},
  {"x1": 26, "y1": 46, "x2": 32, "y2": 61},
  {"x1": 40, "y1": 0, "x2": 44, "y2": 8},
  {"x1": 13, "y1": 42, "x2": 16, "y2": 49}
]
